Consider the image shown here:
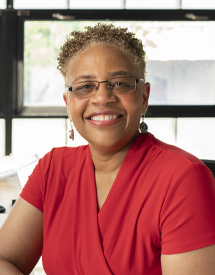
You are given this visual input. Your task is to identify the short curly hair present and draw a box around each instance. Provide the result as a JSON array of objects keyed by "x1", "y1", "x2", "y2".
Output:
[{"x1": 57, "y1": 23, "x2": 146, "y2": 80}]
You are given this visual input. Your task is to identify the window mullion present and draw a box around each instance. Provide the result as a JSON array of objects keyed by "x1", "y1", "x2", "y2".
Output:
[{"x1": 2, "y1": 10, "x2": 18, "y2": 154}]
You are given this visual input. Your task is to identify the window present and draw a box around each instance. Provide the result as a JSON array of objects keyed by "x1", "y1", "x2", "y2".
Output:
[
  {"x1": 12, "y1": 118, "x2": 88, "y2": 158},
  {"x1": 182, "y1": 0, "x2": 215, "y2": 9},
  {"x1": 176, "y1": 118, "x2": 215, "y2": 159},
  {"x1": 126, "y1": 0, "x2": 179, "y2": 9},
  {"x1": 145, "y1": 118, "x2": 176, "y2": 145},
  {"x1": 23, "y1": 20, "x2": 215, "y2": 107},
  {"x1": 145, "y1": 117, "x2": 215, "y2": 159},
  {"x1": 143, "y1": 21, "x2": 215, "y2": 105},
  {"x1": 0, "y1": 13, "x2": 3, "y2": 114},
  {"x1": 14, "y1": 0, "x2": 124, "y2": 9},
  {"x1": 0, "y1": 16, "x2": 4, "y2": 116},
  {"x1": 0, "y1": 0, "x2": 6, "y2": 9},
  {"x1": 2, "y1": 7, "x2": 215, "y2": 156},
  {"x1": 12, "y1": 118, "x2": 66, "y2": 158},
  {"x1": 0, "y1": 119, "x2": 5, "y2": 158},
  {"x1": 24, "y1": 21, "x2": 99, "y2": 106},
  {"x1": 14, "y1": 0, "x2": 68, "y2": 9},
  {"x1": 12, "y1": 0, "x2": 215, "y2": 10},
  {"x1": 70, "y1": 0, "x2": 123, "y2": 9}
]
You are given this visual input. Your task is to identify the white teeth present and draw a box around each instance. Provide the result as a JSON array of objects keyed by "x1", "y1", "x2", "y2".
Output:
[{"x1": 90, "y1": 115, "x2": 119, "y2": 121}]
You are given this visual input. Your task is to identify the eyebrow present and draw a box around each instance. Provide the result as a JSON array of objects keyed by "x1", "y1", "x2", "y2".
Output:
[
  {"x1": 109, "y1": 71, "x2": 130, "y2": 77},
  {"x1": 73, "y1": 75, "x2": 95, "y2": 83},
  {"x1": 73, "y1": 71, "x2": 130, "y2": 83}
]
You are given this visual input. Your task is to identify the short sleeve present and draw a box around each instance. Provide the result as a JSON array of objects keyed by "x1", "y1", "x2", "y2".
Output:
[
  {"x1": 160, "y1": 163, "x2": 215, "y2": 254},
  {"x1": 20, "y1": 149, "x2": 55, "y2": 212}
]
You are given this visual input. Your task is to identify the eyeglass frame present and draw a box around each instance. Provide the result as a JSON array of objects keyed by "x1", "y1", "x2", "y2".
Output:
[{"x1": 65, "y1": 76, "x2": 145, "y2": 98}]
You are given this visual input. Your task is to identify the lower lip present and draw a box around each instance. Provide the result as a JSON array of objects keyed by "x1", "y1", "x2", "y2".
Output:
[{"x1": 86, "y1": 116, "x2": 123, "y2": 127}]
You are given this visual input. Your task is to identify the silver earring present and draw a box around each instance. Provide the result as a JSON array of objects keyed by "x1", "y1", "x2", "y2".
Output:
[
  {"x1": 139, "y1": 115, "x2": 148, "y2": 134},
  {"x1": 69, "y1": 121, "x2": 74, "y2": 140}
]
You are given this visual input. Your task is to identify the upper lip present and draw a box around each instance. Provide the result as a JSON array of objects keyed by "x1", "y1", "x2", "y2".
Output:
[{"x1": 85, "y1": 110, "x2": 124, "y2": 120}]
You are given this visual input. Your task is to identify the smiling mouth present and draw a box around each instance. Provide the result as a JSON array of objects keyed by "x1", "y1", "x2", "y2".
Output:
[{"x1": 89, "y1": 115, "x2": 122, "y2": 121}]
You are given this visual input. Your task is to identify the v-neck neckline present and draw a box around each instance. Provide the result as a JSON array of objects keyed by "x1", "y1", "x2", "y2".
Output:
[
  {"x1": 96, "y1": 134, "x2": 144, "y2": 216},
  {"x1": 86, "y1": 133, "x2": 150, "y2": 217},
  {"x1": 82, "y1": 133, "x2": 150, "y2": 272}
]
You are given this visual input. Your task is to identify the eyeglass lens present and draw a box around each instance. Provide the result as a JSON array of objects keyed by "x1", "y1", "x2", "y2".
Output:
[{"x1": 71, "y1": 77, "x2": 137, "y2": 98}]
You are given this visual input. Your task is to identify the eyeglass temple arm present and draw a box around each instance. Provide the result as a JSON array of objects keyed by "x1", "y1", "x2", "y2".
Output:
[{"x1": 136, "y1": 78, "x2": 144, "y2": 84}]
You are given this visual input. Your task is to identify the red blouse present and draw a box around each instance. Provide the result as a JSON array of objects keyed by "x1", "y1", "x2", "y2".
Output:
[{"x1": 20, "y1": 133, "x2": 215, "y2": 275}]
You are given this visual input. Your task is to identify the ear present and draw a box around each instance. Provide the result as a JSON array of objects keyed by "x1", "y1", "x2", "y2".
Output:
[
  {"x1": 63, "y1": 92, "x2": 72, "y2": 121},
  {"x1": 142, "y1": 82, "x2": 150, "y2": 114}
]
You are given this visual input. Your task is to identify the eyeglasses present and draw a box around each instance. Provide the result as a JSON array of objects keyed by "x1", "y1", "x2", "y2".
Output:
[{"x1": 66, "y1": 76, "x2": 144, "y2": 99}]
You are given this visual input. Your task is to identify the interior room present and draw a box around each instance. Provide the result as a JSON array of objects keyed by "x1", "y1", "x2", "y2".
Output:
[{"x1": 0, "y1": 0, "x2": 215, "y2": 274}]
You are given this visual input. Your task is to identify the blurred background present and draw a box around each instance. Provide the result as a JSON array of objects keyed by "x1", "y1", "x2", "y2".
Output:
[
  {"x1": 1, "y1": 1, "x2": 215, "y2": 274},
  {"x1": 1, "y1": 0, "x2": 215, "y2": 161}
]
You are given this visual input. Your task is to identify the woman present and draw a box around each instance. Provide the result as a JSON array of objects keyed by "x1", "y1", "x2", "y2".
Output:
[{"x1": 0, "y1": 23, "x2": 215, "y2": 275}]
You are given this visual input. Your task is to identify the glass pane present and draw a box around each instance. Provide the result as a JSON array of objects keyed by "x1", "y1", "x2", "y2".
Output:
[
  {"x1": 182, "y1": 0, "x2": 215, "y2": 9},
  {"x1": 24, "y1": 21, "x2": 215, "y2": 106},
  {"x1": 14, "y1": 0, "x2": 67, "y2": 9},
  {"x1": 12, "y1": 119, "x2": 66, "y2": 158},
  {"x1": 145, "y1": 118, "x2": 176, "y2": 145},
  {"x1": 70, "y1": 0, "x2": 123, "y2": 9},
  {"x1": 147, "y1": 60, "x2": 215, "y2": 105},
  {"x1": 0, "y1": 0, "x2": 6, "y2": 9},
  {"x1": 176, "y1": 118, "x2": 215, "y2": 159},
  {"x1": 24, "y1": 21, "x2": 100, "y2": 106},
  {"x1": 116, "y1": 21, "x2": 215, "y2": 105},
  {"x1": 126, "y1": 0, "x2": 179, "y2": 9},
  {"x1": 0, "y1": 119, "x2": 5, "y2": 158}
]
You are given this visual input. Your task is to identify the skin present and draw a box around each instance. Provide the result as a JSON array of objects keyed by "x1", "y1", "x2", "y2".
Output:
[
  {"x1": 64, "y1": 43, "x2": 149, "y2": 209},
  {"x1": 161, "y1": 245, "x2": 215, "y2": 275},
  {"x1": 64, "y1": 43, "x2": 149, "y2": 156},
  {"x1": 0, "y1": 42, "x2": 214, "y2": 274},
  {"x1": 0, "y1": 197, "x2": 43, "y2": 274}
]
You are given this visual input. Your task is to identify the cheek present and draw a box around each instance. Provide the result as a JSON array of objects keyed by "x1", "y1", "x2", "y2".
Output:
[
  {"x1": 122, "y1": 93, "x2": 144, "y2": 114},
  {"x1": 69, "y1": 98, "x2": 86, "y2": 122}
]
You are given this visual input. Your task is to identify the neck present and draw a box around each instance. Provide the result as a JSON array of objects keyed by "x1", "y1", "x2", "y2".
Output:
[{"x1": 89, "y1": 133, "x2": 138, "y2": 174}]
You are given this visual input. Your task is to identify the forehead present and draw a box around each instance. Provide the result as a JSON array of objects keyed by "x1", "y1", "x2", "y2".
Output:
[{"x1": 65, "y1": 43, "x2": 140, "y2": 82}]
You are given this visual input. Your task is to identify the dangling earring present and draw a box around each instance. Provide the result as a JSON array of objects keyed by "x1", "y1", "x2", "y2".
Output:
[
  {"x1": 69, "y1": 121, "x2": 74, "y2": 140},
  {"x1": 139, "y1": 115, "x2": 148, "y2": 134}
]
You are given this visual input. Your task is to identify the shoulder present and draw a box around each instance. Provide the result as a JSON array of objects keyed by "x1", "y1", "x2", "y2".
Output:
[
  {"x1": 31, "y1": 145, "x2": 90, "y2": 180},
  {"x1": 50, "y1": 145, "x2": 89, "y2": 157},
  {"x1": 135, "y1": 133, "x2": 215, "y2": 191},
  {"x1": 147, "y1": 133, "x2": 210, "y2": 175},
  {"x1": 41, "y1": 145, "x2": 89, "y2": 165},
  {"x1": 21, "y1": 145, "x2": 90, "y2": 208},
  {"x1": 150, "y1": 133, "x2": 201, "y2": 164}
]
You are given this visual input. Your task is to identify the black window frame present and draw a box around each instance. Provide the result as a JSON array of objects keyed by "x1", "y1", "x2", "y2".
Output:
[
  {"x1": 1, "y1": 8, "x2": 215, "y2": 155},
  {"x1": 0, "y1": 11, "x2": 3, "y2": 117}
]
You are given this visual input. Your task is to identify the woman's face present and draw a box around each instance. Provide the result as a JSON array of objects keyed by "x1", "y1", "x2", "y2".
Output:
[{"x1": 64, "y1": 43, "x2": 150, "y2": 153}]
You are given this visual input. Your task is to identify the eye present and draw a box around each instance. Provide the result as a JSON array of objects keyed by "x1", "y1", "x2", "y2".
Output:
[
  {"x1": 109, "y1": 77, "x2": 136, "y2": 93},
  {"x1": 115, "y1": 81, "x2": 130, "y2": 87},
  {"x1": 111, "y1": 80, "x2": 132, "y2": 89},
  {"x1": 73, "y1": 82, "x2": 96, "y2": 93},
  {"x1": 77, "y1": 84, "x2": 93, "y2": 90}
]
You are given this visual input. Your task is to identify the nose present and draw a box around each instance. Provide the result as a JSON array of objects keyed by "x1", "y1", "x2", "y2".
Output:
[
  {"x1": 90, "y1": 81, "x2": 117, "y2": 105},
  {"x1": 95, "y1": 80, "x2": 110, "y2": 91}
]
